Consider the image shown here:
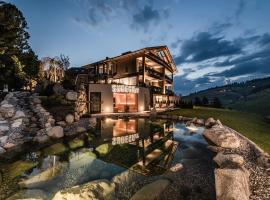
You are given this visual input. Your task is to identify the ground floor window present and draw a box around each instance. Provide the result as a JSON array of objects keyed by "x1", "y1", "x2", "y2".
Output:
[{"x1": 113, "y1": 93, "x2": 138, "y2": 112}]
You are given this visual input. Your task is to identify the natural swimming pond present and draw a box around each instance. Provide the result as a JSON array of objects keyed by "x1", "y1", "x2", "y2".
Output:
[{"x1": 0, "y1": 117, "x2": 214, "y2": 200}]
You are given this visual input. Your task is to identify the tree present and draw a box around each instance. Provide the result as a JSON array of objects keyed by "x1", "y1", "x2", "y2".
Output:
[
  {"x1": 59, "y1": 54, "x2": 70, "y2": 71},
  {"x1": 21, "y1": 49, "x2": 40, "y2": 90},
  {"x1": 202, "y1": 96, "x2": 209, "y2": 105},
  {"x1": 212, "y1": 97, "x2": 222, "y2": 108},
  {"x1": 194, "y1": 97, "x2": 202, "y2": 106},
  {"x1": 0, "y1": 2, "x2": 39, "y2": 90}
]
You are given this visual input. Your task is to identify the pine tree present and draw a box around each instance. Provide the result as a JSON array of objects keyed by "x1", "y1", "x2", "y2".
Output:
[{"x1": 0, "y1": 2, "x2": 39, "y2": 90}]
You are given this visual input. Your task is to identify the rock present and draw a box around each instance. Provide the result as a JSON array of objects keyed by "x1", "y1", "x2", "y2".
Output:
[
  {"x1": 47, "y1": 126, "x2": 64, "y2": 138},
  {"x1": 96, "y1": 144, "x2": 113, "y2": 156},
  {"x1": 31, "y1": 116, "x2": 38, "y2": 122},
  {"x1": 130, "y1": 179, "x2": 170, "y2": 200},
  {"x1": 89, "y1": 117, "x2": 97, "y2": 128},
  {"x1": 195, "y1": 118, "x2": 204, "y2": 126},
  {"x1": 169, "y1": 163, "x2": 183, "y2": 172},
  {"x1": 47, "y1": 118, "x2": 55, "y2": 125},
  {"x1": 19, "y1": 162, "x2": 68, "y2": 188},
  {"x1": 4, "y1": 92, "x2": 13, "y2": 100},
  {"x1": 13, "y1": 110, "x2": 26, "y2": 119},
  {"x1": 11, "y1": 118, "x2": 23, "y2": 128},
  {"x1": 203, "y1": 127, "x2": 240, "y2": 149},
  {"x1": 56, "y1": 121, "x2": 66, "y2": 127},
  {"x1": 76, "y1": 126, "x2": 86, "y2": 134},
  {"x1": 65, "y1": 114, "x2": 74, "y2": 124},
  {"x1": 5, "y1": 160, "x2": 38, "y2": 179},
  {"x1": 0, "y1": 135, "x2": 8, "y2": 145},
  {"x1": 257, "y1": 154, "x2": 270, "y2": 168},
  {"x1": 205, "y1": 117, "x2": 216, "y2": 128},
  {"x1": 207, "y1": 145, "x2": 225, "y2": 153},
  {"x1": 6, "y1": 189, "x2": 47, "y2": 200},
  {"x1": 45, "y1": 122, "x2": 51, "y2": 128},
  {"x1": 215, "y1": 168, "x2": 250, "y2": 200},
  {"x1": 3, "y1": 142, "x2": 16, "y2": 149},
  {"x1": 0, "y1": 125, "x2": 9, "y2": 132},
  {"x1": 33, "y1": 97, "x2": 41, "y2": 104},
  {"x1": 215, "y1": 119, "x2": 223, "y2": 127},
  {"x1": 52, "y1": 179, "x2": 115, "y2": 200},
  {"x1": 43, "y1": 143, "x2": 67, "y2": 156},
  {"x1": 0, "y1": 146, "x2": 6, "y2": 154},
  {"x1": 68, "y1": 138, "x2": 84, "y2": 149},
  {"x1": 0, "y1": 103, "x2": 15, "y2": 118},
  {"x1": 214, "y1": 152, "x2": 244, "y2": 167},
  {"x1": 34, "y1": 135, "x2": 49, "y2": 143},
  {"x1": 66, "y1": 91, "x2": 77, "y2": 101}
]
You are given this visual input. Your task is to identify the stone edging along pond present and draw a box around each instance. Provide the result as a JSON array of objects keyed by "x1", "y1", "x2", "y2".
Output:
[{"x1": 156, "y1": 113, "x2": 270, "y2": 200}]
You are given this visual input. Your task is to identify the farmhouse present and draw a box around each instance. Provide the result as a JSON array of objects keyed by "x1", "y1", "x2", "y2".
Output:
[{"x1": 73, "y1": 46, "x2": 180, "y2": 113}]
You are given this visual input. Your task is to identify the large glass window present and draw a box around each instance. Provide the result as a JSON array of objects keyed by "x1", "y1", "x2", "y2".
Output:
[{"x1": 113, "y1": 93, "x2": 138, "y2": 112}]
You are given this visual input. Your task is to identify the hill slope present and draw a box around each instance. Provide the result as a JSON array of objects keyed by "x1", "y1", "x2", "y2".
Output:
[{"x1": 183, "y1": 76, "x2": 270, "y2": 116}]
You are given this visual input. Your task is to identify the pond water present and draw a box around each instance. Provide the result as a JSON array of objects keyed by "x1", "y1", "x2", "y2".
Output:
[{"x1": 0, "y1": 117, "x2": 211, "y2": 200}]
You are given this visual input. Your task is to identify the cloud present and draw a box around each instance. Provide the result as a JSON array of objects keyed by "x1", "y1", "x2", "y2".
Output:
[
  {"x1": 174, "y1": 32, "x2": 242, "y2": 65},
  {"x1": 74, "y1": 0, "x2": 170, "y2": 32},
  {"x1": 235, "y1": 0, "x2": 246, "y2": 20},
  {"x1": 131, "y1": 5, "x2": 169, "y2": 32},
  {"x1": 74, "y1": 0, "x2": 113, "y2": 26},
  {"x1": 173, "y1": 30, "x2": 270, "y2": 95}
]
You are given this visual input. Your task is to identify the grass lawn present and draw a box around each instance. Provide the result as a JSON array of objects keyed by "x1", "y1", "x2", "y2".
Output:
[{"x1": 167, "y1": 106, "x2": 270, "y2": 154}]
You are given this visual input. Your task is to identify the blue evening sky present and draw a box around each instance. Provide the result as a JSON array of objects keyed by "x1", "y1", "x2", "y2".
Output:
[{"x1": 6, "y1": 0, "x2": 270, "y2": 95}]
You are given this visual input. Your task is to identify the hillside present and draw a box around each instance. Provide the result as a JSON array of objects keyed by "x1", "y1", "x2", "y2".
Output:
[{"x1": 183, "y1": 76, "x2": 270, "y2": 116}]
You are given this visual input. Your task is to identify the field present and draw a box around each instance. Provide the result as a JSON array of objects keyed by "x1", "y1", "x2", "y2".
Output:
[{"x1": 167, "y1": 107, "x2": 270, "y2": 154}]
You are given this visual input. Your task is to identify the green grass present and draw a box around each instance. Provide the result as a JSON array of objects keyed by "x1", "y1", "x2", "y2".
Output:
[{"x1": 167, "y1": 107, "x2": 270, "y2": 154}]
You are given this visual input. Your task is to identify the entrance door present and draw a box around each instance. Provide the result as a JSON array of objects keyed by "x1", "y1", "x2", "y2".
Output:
[{"x1": 90, "y1": 92, "x2": 101, "y2": 113}]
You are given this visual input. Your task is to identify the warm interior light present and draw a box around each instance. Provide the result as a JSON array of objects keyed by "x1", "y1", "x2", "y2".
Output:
[
  {"x1": 140, "y1": 106, "x2": 144, "y2": 111},
  {"x1": 105, "y1": 107, "x2": 110, "y2": 112}
]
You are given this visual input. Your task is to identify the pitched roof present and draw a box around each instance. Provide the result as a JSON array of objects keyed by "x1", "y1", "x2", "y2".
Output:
[{"x1": 83, "y1": 45, "x2": 177, "y2": 72}]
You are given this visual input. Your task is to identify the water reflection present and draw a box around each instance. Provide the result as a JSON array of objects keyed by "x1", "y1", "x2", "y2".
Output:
[{"x1": 0, "y1": 118, "x2": 209, "y2": 199}]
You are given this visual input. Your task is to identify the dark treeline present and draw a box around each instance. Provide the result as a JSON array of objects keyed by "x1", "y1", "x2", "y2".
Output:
[{"x1": 193, "y1": 96, "x2": 222, "y2": 108}]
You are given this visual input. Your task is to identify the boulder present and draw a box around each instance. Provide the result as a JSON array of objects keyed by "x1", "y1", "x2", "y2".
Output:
[
  {"x1": 3, "y1": 142, "x2": 15, "y2": 149},
  {"x1": 207, "y1": 145, "x2": 225, "y2": 153},
  {"x1": 203, "y1": 127, "x2": 240, "y2": 149},
  {"x1": 0, "y1": 135, "x2": 8, "y2": 145},
  {"x1": 11, "y1": 118, "x2": 23, "y2": 128},
  {"x1": 33, "y1": 97, "x2": 41, "y2": 104},
  {"x1": 130, "y1": 179, "x2": 170, "y2": 200},
  {"x1": 19, "y1": 162, "x2": 68, "y2": 188},
  {"x1": 205, "y1": 117, "x2": 216, "y2": 128},
  {"x1": 0, "y1": 146, "x2": 6, "y2": 154},
  {"x1": 169, "y1": 163, "x2": 183, "y2": 172},
  {"x1": 76, "y1": 126, "x2": 87, "y2": 134},
  {"x1": 195, "y1": 118, "x2": 204, "y2": 126},
  {"x1": 43, "y1": 143, "x2": 67, "y2": 156},
  {"x1": 52, "y1": 179, "x2": 115, "y2": 200},
  {"x1": 65, "y1": 114, "x2": 74, "y2": 124},
  {"x1": 214, "y1": 152, "x2": 244, "y2": 167},
  {"x1": 13, "y1": 110, "x2": 26, "y2": 119},
  {"x1": 0, "y1": 125, "x2": 9, "y2": 132},
  {"x1": 47, "y1": 126, "x2": 64, "y2": 138},
  {"x1": 0, "y1": 103, "x2": 15, "y2": 118},
  {"x1": 34, "y1": 135, "x2": 49, "y2": 143},
  {"x1": 66, "y1": 91, "x2": 77, "y2": 101},
  {"x1": 215, "y1": 168, "x2": 250, "y2": 200},
  {"x1": 56, "y1": 121, "x2": 66, "y2": 127}
]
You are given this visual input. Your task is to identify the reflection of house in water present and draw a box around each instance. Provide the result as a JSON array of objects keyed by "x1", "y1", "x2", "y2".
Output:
[{"x1": 94, "y1": 118, "x2": 179, "y2": 175}]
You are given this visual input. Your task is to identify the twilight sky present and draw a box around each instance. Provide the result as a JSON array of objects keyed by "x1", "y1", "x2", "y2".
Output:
[{"x1": 6, "y1": 0, "x2": 270, "y2": 95}]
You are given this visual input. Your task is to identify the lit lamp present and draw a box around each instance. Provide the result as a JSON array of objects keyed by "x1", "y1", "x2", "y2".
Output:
[
  {"x1": 105, "y1": 107, "x2": 110, "y2": 113},
  {"x1": 139, "y1": 106, "x2": 144, "y2": 112}
]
